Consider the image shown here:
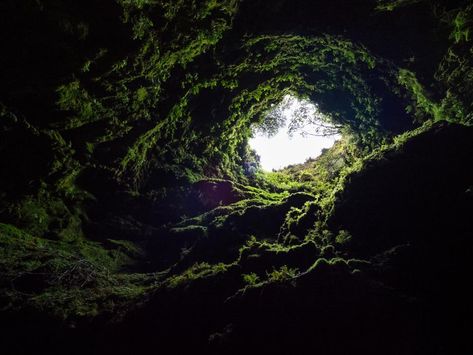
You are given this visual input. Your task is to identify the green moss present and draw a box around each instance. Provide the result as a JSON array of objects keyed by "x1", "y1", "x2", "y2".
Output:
[
  {"x1": 0, "y1": 223, "x2": 154, "y2": 320},
  {"x1": 435, "y1": 4, "x2": 473, "y2": 125},
  {"x1": 397, "y1": 69, "x2": 441, "y2": 121},
  {"x1": 306, "y1": 257, "x2": 348, "y2": 273},
  {"x1": 375, "y1": 0, "x2": 424, "y2": 12},
  {"x1": 242, "y1": 272, "x2": 261, "y2": 286},
  {"x1": 56, "y1": 80, "x2": 109, "y2": 129},
  {"x1": 14, "y1": 197, "x2": 50, "y2": 236},
  {"x1": 266, "y1": 265, "x2": 299, "y2": 283},
  {"x1": 451, "y1": 10, "x2": 471, "y2": 44},
  {"x1": 1, "y1": 3, "x2": 472, "y2": 352},
  {"x1": 335, "y1": 230, "x2": 352, "y2": 245},
  {"x1": 166, "y1": 262, "x2": 228, "y2": 289}
]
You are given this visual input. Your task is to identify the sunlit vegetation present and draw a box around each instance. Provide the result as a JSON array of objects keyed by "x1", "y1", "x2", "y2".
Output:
[{"x1": 248, "y1": 94, "x2": 341, "y2": 171}]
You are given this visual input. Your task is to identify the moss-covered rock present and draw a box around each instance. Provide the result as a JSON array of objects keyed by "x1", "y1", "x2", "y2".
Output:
[{"x1": 1, "y1": 0, "x2": 473, "y2": 354}]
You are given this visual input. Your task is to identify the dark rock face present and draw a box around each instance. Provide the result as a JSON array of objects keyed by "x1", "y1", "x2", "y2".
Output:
[
  {"x1": 1, "y1": 1, "x2": 473, "y2": 355},
  {"x1": 3, "y1": 123, "x2": 471, "y2": 355},
  {"x1": 329, "y1": 123, "x2": 473, "y2": 257}
]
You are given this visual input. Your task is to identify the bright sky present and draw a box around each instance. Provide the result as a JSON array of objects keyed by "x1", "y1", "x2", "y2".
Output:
[{"x1": 249, "y1": 96, "x2": 340, "y2": 171}]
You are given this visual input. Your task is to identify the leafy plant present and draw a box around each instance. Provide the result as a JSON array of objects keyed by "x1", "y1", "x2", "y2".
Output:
[
  {"x1": 242, "y1": 273, "x2": 260, "y2": 285},
  {"x1": 266, "y1": 265, "x2": 299, "y2": 283}
]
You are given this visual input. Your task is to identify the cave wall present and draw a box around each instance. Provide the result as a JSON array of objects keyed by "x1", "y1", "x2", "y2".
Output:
[
  {"x1": 1, "y1": 1, "x2": 473, "y2": 354},
  {"x1": 2, "y1": 0, "x2": 471, "y2": 240}
]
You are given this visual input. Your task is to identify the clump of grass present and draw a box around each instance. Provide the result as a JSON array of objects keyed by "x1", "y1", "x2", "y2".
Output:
[{"x1": 0, "y1": 223, "x2": 155, "y2": 321}]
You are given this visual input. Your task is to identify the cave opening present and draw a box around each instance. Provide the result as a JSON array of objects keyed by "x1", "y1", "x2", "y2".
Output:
[
  {"x1": 1, "y1": 1, "x2": 473, "y2": 354},
  {"x1": 249, "y1": 94, "x2": 341, "y2": 171}
]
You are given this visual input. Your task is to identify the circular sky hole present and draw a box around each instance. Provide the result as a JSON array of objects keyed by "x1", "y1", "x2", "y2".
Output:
[{"x1": 249, "y1": 95, "x2": 341, "y2": 171}]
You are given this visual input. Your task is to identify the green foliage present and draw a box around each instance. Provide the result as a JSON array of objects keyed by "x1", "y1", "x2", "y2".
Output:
[
  {"x1": 251, "y1": 141, "x2": 350, "y2": 199},
  {"x1": 397, "y1": 69, "x2": 442, "y2": 121},
  {"x1": 224, "y1": 34, "x2": 386, "y2": 150},
  {"x1": 102, "y1": 0, "x2": 240, "y2": 184},
  {"x1": 435, "y1": 4, "x2": 473, "y2": 125},
  {"x1": 242, "y1": 272, "x2": 260, "y2": 285},
  {"x1": 375, "y1": 0, "x2": 424, "y2": 12},
  {"x1": 3, "y1": 0, "x2": 434, "y2": 195},
  {"x1": 167, "y1": 262, "x2": 228, "y2": 288},
  {"x1": 0, "y1": 223, "x2": 152, "y2": 320},
  {"x1": 13, "y1": 196, "x2": 50, "y2": 236},
  {"x1": 56, "y1": 81, "x2": 109, "y2": 129},
  {"x1": 256, "y1": 170, "x2": 309, "y2": 192},
  {"x1": 306, "y1": 257, "x2": 349, "y2": 274},
  {"x1": 266, "y1": 265, "x2": 299, "y2": 283},
  {"x1": 335, "y1": 230, "x2": 352, "y2": 245},
  {"x1": 107, "y1": 239, "x2": 145, "y2": 258},
  {"x1": 254, "y1": 94, "x2": 340, "y2": 138},
  {"x1": 2, "y1": 1, "x2": 473, "y2": 336},
  {"x1": 450, "y1": 9, "x2": 472, "y2": 43}
]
